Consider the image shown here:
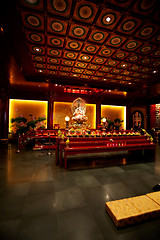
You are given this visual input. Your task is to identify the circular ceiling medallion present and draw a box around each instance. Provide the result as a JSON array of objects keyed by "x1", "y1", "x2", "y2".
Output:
[
  {"x1": 139, "y1": 0, "x2": 156, "y2": 10},
  {"x1": 74, "y1": 69, "x2": 82, "y2": 73},
  {"x1": 77, "y1": 62, "x2": 85, "y2": 68},
  {"x1": 73, "y1": 27, "x2": 85, "y2": 37},
  {"x1": 116, "y1": 52, "x2": 126, "y2": 58},
  {"x1": 25, "y1": 0, "x2": 39, "y2": 6},
  {"x1": 113, "y1": 69, "x2": 120, "y2": 73},
  {"x1": 108, "y1": 60, "x2": 117, "y2": 65},
  {"x1": 122, "y1": 20, "x2": 136, "y2": 32},
  {"x1": 140, "y1": 27, "x2": 154, "y2": 37},
  {"x1": 49, "y1": 49, "x2": 60, "y2": 56},
  {"x1": 141, "y1": 68, "x2": 149, "y2": 72},
  {"x1": 89, "y1": 65, "x2": 98, "y2": 70},
  {"x1": 85, "y1": 70, "x2": 93, "y2": 74},
  {"x1": 131, "y1": 66, "x2": 139, "y2": 70},
  {"x1": 117, "y1": 76, "x2": 122, "y2": 79},
  {"x1": 96, "y1": 72, "x2": 104, "y2": 76},
  {"x1": 154, "y1": 50, "x2": 160, "y2": 56},
  {"x1": 92, "y1": 32, "x2": 104, "y2": 41},
  {"x1": 51, "y1": 0, "x2": 68, "y2": 13},
  {"x1": 101, "y1": 13, "x2": 116, "y2": 26},
  {"x1": 61, "y1": 72, "x2": 68, "y2": 76},
  {"x1": 153, "y1": 62, "x2": 160, "y2": 66},
  {"x1": 101, "y1": 67, "x2": 110, "y2": 71},
  {"x1": 49, "y1": 58, "x2": 58, "y2": 64},
  {"x1": 30, "y1": 33, "x2": 42, "y2": 42},
  {"x1": 63, "y1": 60, "x2": 72, "y2": 65},
  {"x1": 123, "y1": 71, "x2": 130, "y2": 75},
  {"x1": 126, "y1": 41, "x2": 138, "y2": 49},
  {"x1": 100, "y1": 49, "x2": 112, "y2": 55},
  {"x1": 32, "y1": 46, "x2": 43, "y2": 53},
  {"x1": 34, "y1": 56, "x2": 43, "y2": 61},
  {"x1": 26, "y1": 15, "x2": 41, "y2": 27},
  {"x1": 94, "y1": 58, "x2": 104, "y2": 63},
  {"x1": 141, "y1": 58, "x2": 150, "y2": 64},
  {"x1": 142, "y1": 74, "x2": 148, "y2": 78},
  {"x1": 66, "y1": 52, "x2": 75, "y2": 58},
  {"x1": 81, "y1": 75, "x2": 89, "y2": 78},
  {"x1": 49, "y1": 70, "x2": 57, "y2": 74},
  {"x1": 133, "y1": 73, "x2": 140, "y2": 77},
  {"x1": 48, "y1": 65, "x2": 58, "y2": 70},
  {"x1": 62, "y1": 67, "x2": 70, "y2": 71},
  {"x1": 51, "y1": 21, "x2": 64, "y2": 32},
  {"x1": 129, "y1": 55, "x2": 139, "y2": 61},
  {"x1": 155, "y1": 35, "x2": 160, "y2": 42},
  {"x1": 110, "y1": 37, "x2": 122, "y2": 45},
  {"x1": 85, "y1": 45, "x2": 96, "y2": 52},
  {"x1": 68, "y1": 41, "x2": 79, "y2": 49},
  {"x1": 35, "y1": 63, "x2": 44, "y2": 68},
  {"x1": 140, "y1": 46, "x2": 152, "y2": 53},
  {"x1": 78, "y1": 5, "x2": 93, "y2": 19},
  {"x1": 92, "y1": 77, "x2": 99, "y2": 80},
  {"x1": 81, "y1": 55, "x2": 90, "y2": 61},
  {"x1": 50, "y1": 38, "x2": 62, "y2": 46}
]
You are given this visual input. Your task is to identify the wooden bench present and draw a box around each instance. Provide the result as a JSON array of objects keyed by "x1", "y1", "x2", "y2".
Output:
[
  {"x1": 56, "y1": 135, "x2": 148, "y2": 163},
  {"x1": 63, "y1": 143, "x2": 155, "y2": 169},
  {"x1": 56, "y1": 136, "x2": 155, "y2": 168}
]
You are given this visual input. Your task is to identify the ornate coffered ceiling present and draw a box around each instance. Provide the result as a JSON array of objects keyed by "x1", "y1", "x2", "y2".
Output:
[{"x1": 14, "y1": 0, "x2": 160, "y2": 91}]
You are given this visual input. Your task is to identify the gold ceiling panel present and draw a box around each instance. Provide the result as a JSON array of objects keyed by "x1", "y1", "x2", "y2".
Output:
[{"x1": 18, "y1": 0, "x2": 160, "y2": 90}]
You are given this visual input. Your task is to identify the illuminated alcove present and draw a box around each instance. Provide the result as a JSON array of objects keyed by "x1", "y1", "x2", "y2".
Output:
[
  {"x1": 101, "y1": 105, "x2": 126, "y2": 130},
  {"x1": 53, "y1": 102, "x2": 96, "y2": 129},
  {"x1": 9, "y1": 99, "x2": 48, "y2": 132}
]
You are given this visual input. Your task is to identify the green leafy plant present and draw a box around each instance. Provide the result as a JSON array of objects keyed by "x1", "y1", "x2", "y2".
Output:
[{"x1": 11, "y1": 114, "x2": 46, "y2": 135}]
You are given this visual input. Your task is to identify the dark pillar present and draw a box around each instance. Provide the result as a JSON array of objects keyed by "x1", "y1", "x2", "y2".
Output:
[
  {"x1": 0, "y1": 89, "x2": 9, "y2": 140},
  {"x1": 47, "y1": 91, "x2": 54, "y2": 129},
  {"x1": 96, "y1": 102, "x2": 101, "y2": 129},
  {"x1": 126, "y1": 104, "x2": 132, "y2": 130},
  {"x1": 146, "y1": 104, "x2": 151, "y2": 132}
]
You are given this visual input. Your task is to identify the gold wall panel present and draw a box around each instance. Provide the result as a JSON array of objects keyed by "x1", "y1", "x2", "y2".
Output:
[
  {"x1": 9, "y1": 99, "x2": 48, "y2": 132},
  {"x1": 101, "y1": 105, "x2": 126, "y2": 129},
  {"x1": 53, "y1": 101, "x2": 96, "y2": 129}
]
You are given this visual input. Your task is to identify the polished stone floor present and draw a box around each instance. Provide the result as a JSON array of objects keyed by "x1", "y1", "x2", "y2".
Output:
[{"x1": 0, "y1": 144, "x2": 160, "y2": 240}]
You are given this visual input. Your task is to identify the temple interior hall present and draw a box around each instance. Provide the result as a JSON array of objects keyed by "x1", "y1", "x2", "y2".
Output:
[{"x1": 0, "y1": 0, "x2": 160, "y2": 239}]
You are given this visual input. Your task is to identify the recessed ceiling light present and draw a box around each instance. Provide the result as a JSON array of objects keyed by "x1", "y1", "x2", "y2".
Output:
[
  {"x1": 109, "y1": 90, "x2": 111, "y2": 92},
  {"x1": 55, "y1": 84, "x2": 58, "y2": 86},
  {"x1": 129, "y1": 82, "x2": 132, "y2": 84},
  {"x1": 106, "y1": 17, "x2": 111, "y2": 22},
  {"x1": 104, "y1": 78, "x2": 106, "y2": 81},
  {"x1": 35, "y1": 48, "x2": 40, "y2": 52},
  {"x1": 122, "y1": 64, "x2": 126, "y2": 67},
  {"x1": 38, "y1": 70, "x2": 42, "y2": 72},
  {"x1": 153, "y1": 70, "x2": 157, "y2": 73}
]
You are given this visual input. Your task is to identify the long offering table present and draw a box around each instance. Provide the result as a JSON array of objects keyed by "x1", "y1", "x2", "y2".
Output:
[{"x1": 55, "y1": 135, "x2": 155, "y2": 169}]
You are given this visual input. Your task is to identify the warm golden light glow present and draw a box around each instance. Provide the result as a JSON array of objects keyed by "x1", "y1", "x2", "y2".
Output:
[
  {"x1": 65, "y1": 116, "x2": 70, "y2": 122},
  {"x1": 54, "y1": 102, "x2": 96, "y2": 129},
  {"x1": 9, "y1": 99, "x2": 48, "y2": 132},
  {"x1": 101, "y1": 105, "x2": 126, "y2": 130},
  {"x1": 102, "y1": 117, "x2": 106, "y2": 123}
]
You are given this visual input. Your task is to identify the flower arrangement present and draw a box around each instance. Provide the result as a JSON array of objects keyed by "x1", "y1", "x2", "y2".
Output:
[{"x1": 11, "y1": 114, "x2": 46, "y2": 135}]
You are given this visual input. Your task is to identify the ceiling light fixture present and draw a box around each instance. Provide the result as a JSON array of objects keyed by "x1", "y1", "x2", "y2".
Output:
[
  {"x1": 35, "y1": 48, "x2": 40, "y2": 52},
  {"x1": 38, "y1": 70, "x2": 42, "y2": 72},
  {"x1": 106, "y1": 17, "x2": 111, "y2": 22},
  {"x1": 153, "y1": 70, "x2": 157, "y2": 73}
]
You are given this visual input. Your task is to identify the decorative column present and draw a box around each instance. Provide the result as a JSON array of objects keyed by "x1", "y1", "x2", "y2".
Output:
[
  {"x1": 47, "y1": 91, "x2": 54, "y2": 129},
  {"x1": 94, "y1": 95, "x2": 102, "y2": 129},
  {"x1": 0, "y1": 88, "x2": 9, "y2": 140}
]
